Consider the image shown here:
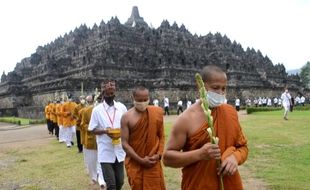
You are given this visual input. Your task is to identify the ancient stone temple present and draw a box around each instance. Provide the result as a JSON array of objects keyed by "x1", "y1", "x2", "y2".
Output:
[{"x1": 0, "y1": 6, "x2": 307, "y2": 118}]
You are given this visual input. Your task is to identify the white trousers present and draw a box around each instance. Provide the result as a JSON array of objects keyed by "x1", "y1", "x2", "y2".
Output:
[
  {"x1": 283, "y1": 105, "x2": 290, "y2": 118},
  {"x1": 63, "y1": 126, "x2": 76, "y2": 146},
  {"x1": 58, "y1": 125, "x2": 65, "y2": 142},
  {"x1": 83, "y1": 148, "x2": 106, "y2": 186}
]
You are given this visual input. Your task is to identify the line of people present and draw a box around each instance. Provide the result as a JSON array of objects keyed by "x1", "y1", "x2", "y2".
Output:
[{"x1": 44, "y1": 65, "x2": 248, "y2": 190}]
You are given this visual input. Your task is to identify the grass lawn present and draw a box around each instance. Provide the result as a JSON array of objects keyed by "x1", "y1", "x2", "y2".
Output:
[
  {"x1": 0, "y1": 117, "x2": 45, "y2": 125},
  {"x1": 241, "y1": 110, "x2": 310, "y2": 190},
  {"x1": 0, "y1": 110, "x2": 309, "y2": 189}
]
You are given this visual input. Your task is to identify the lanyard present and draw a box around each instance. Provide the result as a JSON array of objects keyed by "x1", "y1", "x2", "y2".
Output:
[{"x1": 103, "y1": 104, "x2": 116, "y2": 128}]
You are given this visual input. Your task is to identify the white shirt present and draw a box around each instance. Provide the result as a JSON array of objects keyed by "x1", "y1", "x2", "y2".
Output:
[
  {"x1": 235, "y1": 98, "x2": 240, "y2": 106},
  {"x1": 88, "y1": 101, "x2": 127, "y2": 163},
  {"x1": 177, "y1": 100, "x2": 183, "y2": 106},
  {"x1": 153, "y1": 99, "x2": 159, "y2": 106},
  {"x1": 186, "y1": 100, "x2": 192, "y2": 109},
  {"x1": 281, "y1": 91, "x2": 291, "y2": 107},
  {"x1": 267, "y1": 98, "x2": 272, "y2": 106},
  {"x1": 164, "y1": 97, "x2": 169, "y2": 107},
  {"x1": 295, "y1": 96, "x2": 301, "y2": 104},
  {"x1": 300, "y1": 96, "x2": 305, "y2": 103}
]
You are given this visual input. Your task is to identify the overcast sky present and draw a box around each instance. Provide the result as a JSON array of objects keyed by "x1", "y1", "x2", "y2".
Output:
[{"x1": 0, "y1": 0, "x2": 309, "y2": 75}]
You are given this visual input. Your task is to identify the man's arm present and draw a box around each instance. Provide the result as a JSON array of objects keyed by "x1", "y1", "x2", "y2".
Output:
[
  {"x1": 219, "y1": 122, "x2": 248, "y2": 176},
  {"x1": 88, "y1": 108, "x2": 107, "y2": 135},
  {"x1": 156, "y1": 112, "x2": 165, "y2": 158},
  {"x1": 121, "y1": 114, "x2": 156, "y2": 168},
  {"x1": 163, "y1": 117, "x2": 221, "y2": 168}
]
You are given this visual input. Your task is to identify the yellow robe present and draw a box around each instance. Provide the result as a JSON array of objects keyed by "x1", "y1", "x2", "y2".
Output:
[
  {"x1": 80, "y1": 106, "x2": 97, "y2": 149},
  {"x1": 61, "y1": 101, "x2": 77, "y2": 127},
  {"x1": 73, "y1": 103, "x2": 85, "y2": 131}
]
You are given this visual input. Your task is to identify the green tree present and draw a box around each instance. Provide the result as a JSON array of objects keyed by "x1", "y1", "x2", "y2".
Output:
[{"x1": 300, "y1": 61, "x2": 310, "y2": 88}]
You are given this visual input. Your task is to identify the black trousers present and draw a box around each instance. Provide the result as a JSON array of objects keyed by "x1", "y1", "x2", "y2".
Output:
[
  {"x1": 53, "y1": 123, "x2": 59, "y2": 138},
  {"x1": 236, "y1": 106, "x2": 240, "y2": 111},
  {"x1": 100, "y1": 160, "x2": 124, "y2": 190},
  {"x1": 177, "y1": 106, "x2": 183, "y2": 115},
  {"x1": 46, "y1": 119, "x2": 52, "y2": 134},
  {"x1": 164, "y1": 106, "x2": 169, "y2": 115},
  {"x1": 76, "y1": 130, "x2": 83, "y2": 152}
]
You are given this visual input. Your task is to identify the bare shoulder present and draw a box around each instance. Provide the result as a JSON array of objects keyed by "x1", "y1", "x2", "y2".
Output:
[
  {"x1": 173, "y1": 104, "x2": 199, "y2": 132},
  {"x1": 121, "y1": 107, "x2": 134, "y2": 120}
]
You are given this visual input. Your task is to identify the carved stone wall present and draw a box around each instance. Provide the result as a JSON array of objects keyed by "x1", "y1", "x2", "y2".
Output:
[{"x1": 0, "y1": 6, "x2": 308, "y2": 118}]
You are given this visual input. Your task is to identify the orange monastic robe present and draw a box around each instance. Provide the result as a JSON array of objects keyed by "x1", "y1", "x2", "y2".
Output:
[
  {"x1": 73, "y1": 103, "x2": 85, "y2": 131},
  {"x1": 80, "y1": 106, "x2": 96, "y2": 149},
  {"x1": 44, "y1": 104, "x2": 50, "y2": 120},
  {"x1": 55, "y1": 103, "x2": 63, "y2": 126},
  {"x1": 61, "y1": 101, "x2": 77, "y2": 127},
  {"x1": 125, "y1": 106, "x2": 166, "y2": 190},
  {"x1": 49, "y1": 103, "x2": 57, "y2": 124},
  {"x1": 181, "y1": 104, "x2": 248, "y2": 190}
]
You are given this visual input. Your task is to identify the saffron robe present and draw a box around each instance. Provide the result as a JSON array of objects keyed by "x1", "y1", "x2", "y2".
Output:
[
  {"x1": 73, "y1": 103, "x2": 85, "y2": 131},
  {"x1": 61, "y1": 101, "x2": 77, "y2": 127},
  {"x1": 80, "y1": 106, "x2": 97, "y2": 149},
  {"x1": 181, "y1": 104, "x2": 248, "y2": 190},
  {"x1": 125, "y1": 106, "x2": 166, "y2": 190}
]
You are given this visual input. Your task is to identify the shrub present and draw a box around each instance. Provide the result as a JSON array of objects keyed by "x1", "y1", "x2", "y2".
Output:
[{"x1": 246, "y1": 107, "x2": 282, "y2": 114}]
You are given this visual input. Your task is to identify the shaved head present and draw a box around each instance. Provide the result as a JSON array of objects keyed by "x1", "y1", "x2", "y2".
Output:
[
  {"x1": 132, "y1": 86, "x2": 149, "y2": 97},
  {"x1": 200, "y1": 65, "x2": 226, "y2": 82},
  {"x1": 86, "y1": 95, "x2": 93, "y2": 103}
]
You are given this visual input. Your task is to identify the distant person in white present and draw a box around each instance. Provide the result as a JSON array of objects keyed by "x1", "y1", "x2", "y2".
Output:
[
  {"x1": 273, "y1": 97, "x2": 278, "y2": 107},
  {"x1": 153, "y1": 98, "x2": 159, "y2": 107},
  {"x1": 186, "y1": 100, "x2": 192, "y2": 109},
  {"x1": 88, "y1": 80, "x2": 127, "y2": 190},
  {"x1": 267, "y1": 97, "x2": 272, "y2": 107},
  {"x1": 163, "y1": 96, "x2": 170, "y2": 115},
  {"x1": 281, "y1": 87, "x2": 292, "y2": 120},
  {"x1": 235, "y1": 97, "x2": 240, "y2": 111},
  {"x1": 300, "y1": 95, "x2": 305, "y2": 106},
  {"x1": 177, "y1": 99, "x2": 183, "y2": 115}
]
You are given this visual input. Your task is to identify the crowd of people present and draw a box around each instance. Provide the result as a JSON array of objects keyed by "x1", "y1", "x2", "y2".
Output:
[
  {"x1": 43, "y1": 65, "x2": 250, "y2": 190},
  {"x1": 241, "y1": 94, "x2": 307, "y2": 108}
]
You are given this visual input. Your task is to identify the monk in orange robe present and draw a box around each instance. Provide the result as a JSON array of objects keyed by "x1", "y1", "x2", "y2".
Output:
[
  {"x1": 121, "y1": 86, "x2": 166, "y2": 190},
  {"x1": 163, "y1": 65, "x2": 248, "y2": 190}
]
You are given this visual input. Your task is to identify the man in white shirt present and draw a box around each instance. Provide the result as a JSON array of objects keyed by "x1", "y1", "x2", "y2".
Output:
[
  {"x1": 235, "y1": 97, "x2": 240, "y2": 111},
  {"x1": 163, "y1": 96, "x2": 170, "y2": 115},
  {"x1": 273, "y1": 97, "x2": 278, "y2": 107},
  {"x1": 267, "y1": 97, "x2": 272, "y2": 107},
  {"x1": 153, "y1": 98, "x2": 159, "y2": 106},
  {"x1": 177, "y1": 99, "x2": 183, "y2": 115},
  {"x1": 281, "y1": 87, "x2": 292, "y2": 120},
  {"x1": 300, "y1": 96, "x2": 305, "y2": 106},
  {"x1": 186, "y1": 100, "x2": 192, "y2": 109},
  {"x1": 89, "y1": 80, "x2": 127, "y2": 190}
]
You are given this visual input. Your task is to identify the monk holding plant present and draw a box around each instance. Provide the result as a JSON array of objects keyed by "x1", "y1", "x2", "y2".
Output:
[
  {"x1": 163, "y1": 65, "x2": 248, "y2": 190},
  {"x1": 121, "y1": 86, "x2": 166, "y2": 190}
]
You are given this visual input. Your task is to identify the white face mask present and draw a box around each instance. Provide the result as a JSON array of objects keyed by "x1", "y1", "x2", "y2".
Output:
[
  {"x1": 134, "y1": 100, "x2": 149, "y2": 112},
  {"x1": 80, "y1": 99, "x2": 86, "y2": 105},
  {"x1": 207, "y1": 91, "x2": 227, "y2": 108}
]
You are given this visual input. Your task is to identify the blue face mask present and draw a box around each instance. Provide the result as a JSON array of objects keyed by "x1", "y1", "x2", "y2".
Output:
[{"x1": 207, "y1": 91, "x2": 227, "y2": 108}]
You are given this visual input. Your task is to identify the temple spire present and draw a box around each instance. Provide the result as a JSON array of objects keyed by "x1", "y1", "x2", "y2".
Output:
[{"x1": 125, "y1": 6, "x2": 148, "y2": 27}]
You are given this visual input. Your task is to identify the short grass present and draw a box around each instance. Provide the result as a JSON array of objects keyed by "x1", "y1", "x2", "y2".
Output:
[
  {"x1": 0, "y1": 110, "x2": 309, "y2": 189},
  {"x1": 0, "y1": 117, "x2": 45, "y2": 125},
  {"x1": 241, "y1": 110, "x2": 310, "y2": 190}
]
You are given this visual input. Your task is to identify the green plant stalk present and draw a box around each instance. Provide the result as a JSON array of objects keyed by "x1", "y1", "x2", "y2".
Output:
[{"x1": 195, "y1": 73, "x2": 224, "y2": 190}]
